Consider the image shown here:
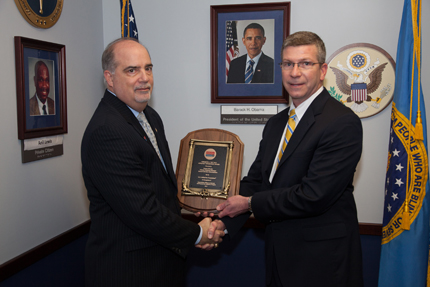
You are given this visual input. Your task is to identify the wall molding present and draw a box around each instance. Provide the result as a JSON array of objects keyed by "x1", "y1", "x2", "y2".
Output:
[
  {"x1": 0, "y1": 221, "x2": 90, "y2": 282},
  {"x1": 0, "y1": 216, "x2": 382, "y2": 282}
]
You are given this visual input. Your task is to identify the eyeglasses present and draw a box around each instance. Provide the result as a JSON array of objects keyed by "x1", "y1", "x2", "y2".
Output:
[{"x1": 279, "y1": 61, "x2": 321, "y2": 70}]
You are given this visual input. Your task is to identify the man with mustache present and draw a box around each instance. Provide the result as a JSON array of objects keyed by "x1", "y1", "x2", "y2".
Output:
[
  {"x1": 81, "y1": 38, "x2": 223, "y2": 287},
  {"x1": 29, "y1": 60, "x2": 55, "y2": 116},
  {"x1": 227, "y1": 22, "x2": 274, "y2": 84}
]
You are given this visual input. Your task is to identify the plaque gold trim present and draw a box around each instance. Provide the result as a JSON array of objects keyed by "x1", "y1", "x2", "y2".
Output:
[
  {"x1": 176, "y1": 129, "x2": 244, "y2": 213},
  {"x1": 14, "y1": 0, "x2": 63, "y2": 29},
  {"x1": 182, "y1": 139, "x2": 233, "y2": 199}
]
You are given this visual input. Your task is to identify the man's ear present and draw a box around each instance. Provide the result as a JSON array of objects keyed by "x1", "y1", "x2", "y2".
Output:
[{"x1": 104, "y1": 70, "x2": 113, "y2": 88}]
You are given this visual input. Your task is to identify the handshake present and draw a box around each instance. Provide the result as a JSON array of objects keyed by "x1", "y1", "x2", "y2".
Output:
[
  {"x1": 194, "y1": 195, "x2": 251, "y2": 250},
  {"x1": 195, "y1": 217, "x2": 226, "y2": 250}
]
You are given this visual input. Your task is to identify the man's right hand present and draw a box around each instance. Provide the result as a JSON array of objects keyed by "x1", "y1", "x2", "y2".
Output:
[
  {"x1": 196, "y1": 219, "x2": 226, "y2": 250},
  {"x1": 196, "y1": 218, "x2": 225, "y2": 249}
]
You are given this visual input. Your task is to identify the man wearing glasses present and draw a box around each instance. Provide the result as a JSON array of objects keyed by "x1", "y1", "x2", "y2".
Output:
[{"x1": 210, "y1": 31, "x2": 364, "y2": 287}]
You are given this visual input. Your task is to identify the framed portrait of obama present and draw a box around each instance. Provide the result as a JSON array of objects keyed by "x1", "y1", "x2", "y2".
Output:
[
  {"x1": 210, "y1": 2, "x2": 290, "y2": 104},
  {"x1": 15, "y1": 36, "x2": 67, "y2": 140}
]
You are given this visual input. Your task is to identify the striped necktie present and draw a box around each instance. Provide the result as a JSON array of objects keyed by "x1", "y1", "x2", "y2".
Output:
[
  {"x1": 137, "y1": 112, "x2": 166, "y2": 170},
  {"x1": 276, "y1": 109, "x2": 296, "y2": 169},
  {"x1": 245, "y1": 60, "x2": 254, "y2": 83}
]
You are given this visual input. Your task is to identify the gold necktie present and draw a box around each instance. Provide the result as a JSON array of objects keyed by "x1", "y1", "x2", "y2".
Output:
[{"x1": 276, "y1": 109, "x2": 296, "y2": 169}]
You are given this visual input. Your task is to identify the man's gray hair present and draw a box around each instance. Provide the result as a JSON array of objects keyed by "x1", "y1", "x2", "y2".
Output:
[{"x1": 101, "y1": 37, "x2": 150, "y2": 86}]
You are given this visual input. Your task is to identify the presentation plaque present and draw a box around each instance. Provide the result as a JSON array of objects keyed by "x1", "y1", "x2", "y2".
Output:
[{"x1": 176, "y1": 129, "x2": 244, "y2": 213}]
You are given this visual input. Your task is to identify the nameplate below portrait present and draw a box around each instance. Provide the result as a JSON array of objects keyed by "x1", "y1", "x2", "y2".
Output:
[
  {"x1": 21, "y1": 135, "x2": 64, "y2": 163},
  {"x1": 221, "y1": 105, "x2": 277, "y2": 124}
]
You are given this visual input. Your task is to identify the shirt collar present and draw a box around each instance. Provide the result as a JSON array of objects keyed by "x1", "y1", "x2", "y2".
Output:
[
  {"x1": 246, "y1": 52, "x2": 263, "y2": 68},
  {"x1": 107, "y1": 89, "x2": 140, "y2": 117},
  {"x1": 289, "y1": 86, "x2": 324, "y2": 123}
]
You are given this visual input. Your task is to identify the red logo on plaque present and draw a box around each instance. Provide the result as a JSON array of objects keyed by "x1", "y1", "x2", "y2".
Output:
[{"x1": 204, "y1": 149, "x2": 216, "y2": 160}]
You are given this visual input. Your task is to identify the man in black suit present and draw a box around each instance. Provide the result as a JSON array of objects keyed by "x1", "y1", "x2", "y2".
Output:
[
  {"x1": 210, "y1": 31, "x2": 364, "y2": 286},
  {"x1": 81, "y1": 38, "x2": 223, "y2": 287},
  {"x1": 227, "y1": 23, "x2": 274, "y2": 83}
]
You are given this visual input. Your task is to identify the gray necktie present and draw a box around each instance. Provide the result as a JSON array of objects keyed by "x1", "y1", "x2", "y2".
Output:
[{"x1": 137, "y1": 112, "x2": 162, "y2": 161}]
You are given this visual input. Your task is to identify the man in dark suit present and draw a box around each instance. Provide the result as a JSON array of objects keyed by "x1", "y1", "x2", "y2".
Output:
[
  {"x1": 29, "y1": 60, "x2": 55, "y2": 115},
  {"x1": 210, "y1": 31, "x2": 364, "y2": 286},
  {"x1": 81, "y1": 38, "x2": 223, "y2": 287},
  {"x1": 227, "y1": 23, "x2": 274, "y2": 83}
]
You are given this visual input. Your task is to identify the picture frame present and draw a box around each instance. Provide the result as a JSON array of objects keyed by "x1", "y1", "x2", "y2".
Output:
[
  {"x1": 15, "y1": 36, "x2": 67, "y2": 140},
  {"x1": 210, "y1": 2, "x2": 290, "y2": 104}
]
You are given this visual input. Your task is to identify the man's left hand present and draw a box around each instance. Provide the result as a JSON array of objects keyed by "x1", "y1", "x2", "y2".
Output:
[{"x1": 217, "y1": 195, "x2": 249, "y2": 218}]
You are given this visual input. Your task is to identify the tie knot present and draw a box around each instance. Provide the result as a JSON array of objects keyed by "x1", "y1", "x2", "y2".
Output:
[
  {"x1": 137, "y1": 112, "x2": 149, "y2": 128},
  {"x1": 249, "y1": 59, "x2": 254, "y2": 67},
  {"x1": 289, "y1": 109, "x2": 296, "y2": 118}
]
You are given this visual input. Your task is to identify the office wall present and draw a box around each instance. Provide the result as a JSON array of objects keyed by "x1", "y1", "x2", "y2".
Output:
[
  {"x1": 102, "y1": 0, "x2": 430, "y2": 224},
  {"x1": 0, "y1": 1, "x2": 104, "y2": 265},
  {"x1": 0, "y1": 0, "x2": 429, "y2": 270}
]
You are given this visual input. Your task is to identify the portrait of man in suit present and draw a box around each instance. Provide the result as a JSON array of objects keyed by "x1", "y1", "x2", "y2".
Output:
[
  {"x1": 207, "y1": 31, "x2": 364, "y2": 287},
  {"x1": 29, "y1": 60, "x2": 55, "y2": 116},
  {"x1": 227, "y1": 22, "x2": 274, "y2": 84}
]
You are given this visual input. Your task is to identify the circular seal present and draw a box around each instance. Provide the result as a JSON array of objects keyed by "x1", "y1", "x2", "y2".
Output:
[
  {"x1": 14, "y1": 0, "x2": 63, "y2": 29},
  {"x1": 325, "y1": 43, "x2": 396, "y2": 118},
  {"x1": 204, "y1": 148, "x2": 217, "y2": 160}
]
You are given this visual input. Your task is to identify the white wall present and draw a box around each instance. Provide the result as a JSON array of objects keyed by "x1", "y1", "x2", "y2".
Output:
[
  {"x1": 1, "y1": 0, "x2": 429, "y2": 266},
  {"x1": 102, "y1": 0, "x2": 430, "y2": 224},
  {"x1": 0, "y1": 1, "x2": 104, "y2": 264}
]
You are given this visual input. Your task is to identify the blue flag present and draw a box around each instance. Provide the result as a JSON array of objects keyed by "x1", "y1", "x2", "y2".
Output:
[
  {"x1": 378, "y1": 0, "x2": 430, "y2": 286},
  {"x1": 121, "y1": 0, "x2": 138, "y2": 39}
]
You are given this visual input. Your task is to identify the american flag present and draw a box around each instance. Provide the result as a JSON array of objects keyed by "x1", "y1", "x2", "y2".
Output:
[
  {"x1": 225, "y1": 21, "x2": 239, "y2": 78},
  {"x1": 121, "y1": 0, "x2": 138, "y2": 39},
  {"x1": 351, "y1": 83, "x2": 367, "y2": 102}
]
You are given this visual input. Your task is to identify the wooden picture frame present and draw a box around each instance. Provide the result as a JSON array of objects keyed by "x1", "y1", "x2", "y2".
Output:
[
  {"x1": 210, "y1": 2, "x2": 290, "y2": 104},
  {"x1": 15, "y1": 36, "x2": 67, "y2": 140}
]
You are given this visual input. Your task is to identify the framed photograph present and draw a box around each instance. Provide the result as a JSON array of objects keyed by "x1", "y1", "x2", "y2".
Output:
[
  {"x1": 210, "y1": 2, "x2": 290, "y2": 104},
  {"x1": 15, "y1": 36, "x2": 67, "y2": 140}
]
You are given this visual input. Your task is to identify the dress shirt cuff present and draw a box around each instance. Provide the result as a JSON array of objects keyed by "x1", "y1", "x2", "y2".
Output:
[{"x1": 195, "y1": 226, "x2": 203, "y2": 245}]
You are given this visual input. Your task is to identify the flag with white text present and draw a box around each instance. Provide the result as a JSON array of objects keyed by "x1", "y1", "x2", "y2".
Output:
[
  {"x1": 121, "y1": 0, "x2": 138, "y2": 39},
  {"x1": 378, "y1": 0, "x2": 430, "y2": 286}
]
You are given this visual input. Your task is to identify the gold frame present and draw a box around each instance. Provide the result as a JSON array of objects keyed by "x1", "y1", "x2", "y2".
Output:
[{"x1": 181, "y1": 139, "x2": 234, "y2": 199}]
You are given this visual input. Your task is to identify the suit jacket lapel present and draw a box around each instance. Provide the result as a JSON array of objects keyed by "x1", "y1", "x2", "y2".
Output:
[
  {"x1": 263, "y1": 108, "x2": 290, "y2": 178},
  {"x1": 143, "y1": 108, "x2": 177, "y2": 183},
  {"x1": 102, "y1": 91, "x2": 173, "y2": 179},
  {"x1": 277, "y1": 89, "x2": 330, "y2": 168},
  {"x1": 102, "y1": 90, "x2": 147, "y2": 138}
]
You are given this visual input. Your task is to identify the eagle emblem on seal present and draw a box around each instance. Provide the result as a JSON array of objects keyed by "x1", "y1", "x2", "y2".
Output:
[{"x1": 329, "y1": 50, "x2": 392, "y2": 113}]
